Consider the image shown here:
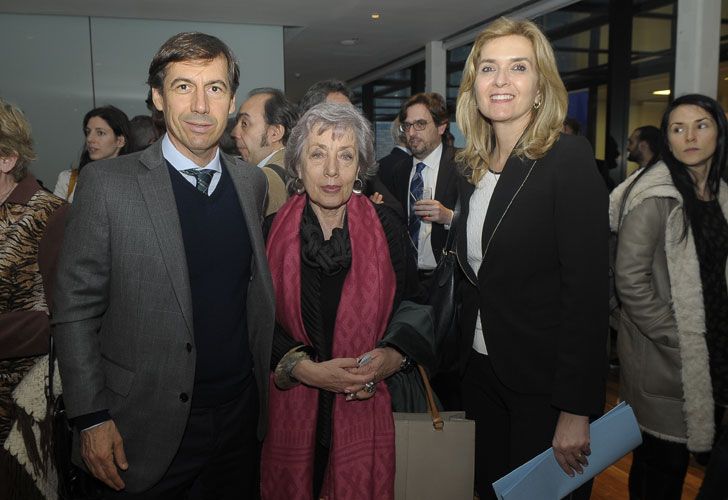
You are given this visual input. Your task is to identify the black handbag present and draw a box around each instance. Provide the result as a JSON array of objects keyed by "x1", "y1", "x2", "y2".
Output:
[
  {"x1": 427, "y1": 199, "x2": 462, "y2": 373},
  {"x1": 49, "y1": 338, "x2": 103, "y2": 500}
]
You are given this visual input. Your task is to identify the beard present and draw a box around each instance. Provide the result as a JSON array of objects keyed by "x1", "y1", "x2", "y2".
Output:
[{"x1": 627, "y1": 149, "x2": 642, "y2": 163}]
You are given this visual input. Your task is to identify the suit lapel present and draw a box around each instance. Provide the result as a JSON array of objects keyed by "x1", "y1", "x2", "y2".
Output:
[
  {"x1": 393, "y1": 156, "x2": 413, "y2": 207},
  {"x1": 480, "y1": 155, "x2": 531, "y2": 258},
  {"x1": 434, "y1": 145, "x2": 455, "y2": 201},
  {"x1": 225, "y1": 155, "x2": 264, "y2": 250},
  {"x1": 137, "y1": 142, "x2": 194, "y2": 339}
]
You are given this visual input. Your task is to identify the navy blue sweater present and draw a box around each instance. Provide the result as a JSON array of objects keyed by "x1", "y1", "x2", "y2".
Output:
[{"x1": 168, "y1": 162, "x2": 252, "y2": 408}]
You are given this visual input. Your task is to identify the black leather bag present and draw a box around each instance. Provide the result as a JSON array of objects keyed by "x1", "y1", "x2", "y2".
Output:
[
  {"x1": 427, "y1": 200, "x2": 462, "y2": 373},
  {"x1": 49, "y1": 338, "x2": 103, "y2": 500}
]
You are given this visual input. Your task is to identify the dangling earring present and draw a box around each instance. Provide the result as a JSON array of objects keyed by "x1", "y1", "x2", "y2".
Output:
[
  {"x1": 352, "y1": 177, "x2": 364, "y2": 195},
  {"x1": 292, "y1": 177, "x2": 305, "y2": 195},
  {"x1": 533, "y1": 99, "x2": 542, "y2": 110}
]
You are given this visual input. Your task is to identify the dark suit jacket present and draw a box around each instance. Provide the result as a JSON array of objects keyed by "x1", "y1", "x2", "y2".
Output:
[
  {"x1": 51, "y1": 141, "x2": 275, "y2": 492},
  {"x1": 388, "y1": 144, "x2": 460, "y2": 262},
  {"x1": 376, "y1": 146, "x2": 410, "y2": 189},
  {"x1": 456, "y1": 134, "x2": 608, "y2": 416}
]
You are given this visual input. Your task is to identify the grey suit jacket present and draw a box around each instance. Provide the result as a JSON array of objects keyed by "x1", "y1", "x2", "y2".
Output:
[{"x1": 51, "y1": 140, "x2": 275, "y2": 492}]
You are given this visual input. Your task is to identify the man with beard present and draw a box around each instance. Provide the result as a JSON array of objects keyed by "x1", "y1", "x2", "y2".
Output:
[
  {"x1": 52, "y1": 32, "x2": 275, "y2": 498},
  {"x1": 388, "y1": 92, "x2": 458, "y2": 284},
  {"x1": 231, "y1": 87, "x2": 298, "y2": 215},
  {"x1": 626, "y1": 125, "x2": 661, "y2": 175}
]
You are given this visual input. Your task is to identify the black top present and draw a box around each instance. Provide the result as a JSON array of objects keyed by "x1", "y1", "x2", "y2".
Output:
[
  {"x1": 169, "y1": 163, "x2": 253, "y2": 408},
  {"x1": 455, "y1": 134, "x2": 609, "y2": 416},
  {"x1": 692, "y1": 199, "x2": 728, "y2": 406}
]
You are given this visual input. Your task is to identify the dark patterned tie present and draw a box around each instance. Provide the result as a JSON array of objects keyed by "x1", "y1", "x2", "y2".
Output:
[
  {"x1": 408, "y1": 162, "x2": 426, "y2": 251},
  {"x1": 181, "y1": 168, "x2": 215, "y2": 195}
]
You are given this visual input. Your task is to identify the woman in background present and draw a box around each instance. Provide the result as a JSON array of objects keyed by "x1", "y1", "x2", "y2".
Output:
[
  {"x1": 53, "y1": 105, "x2": 132, "y2": 201},
  {"x1": 611, "y1": 93, "x2": 728, "y2": 500}
]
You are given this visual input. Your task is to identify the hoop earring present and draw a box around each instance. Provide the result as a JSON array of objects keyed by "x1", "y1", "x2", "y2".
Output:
[
  {"x1": 292, "y1": 177, "x2": 305, "y2": 195},
  {"x1": 352, "y1": 178, "x2": 364, "y2": 195}
]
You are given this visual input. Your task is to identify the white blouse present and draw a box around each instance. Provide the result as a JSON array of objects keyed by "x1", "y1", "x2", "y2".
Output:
[{"x1": 466, "y1": 170, "x2": 500, "y2": 355}]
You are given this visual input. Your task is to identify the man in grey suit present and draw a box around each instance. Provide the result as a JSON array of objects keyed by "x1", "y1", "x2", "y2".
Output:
[{"x1": 52, "y1": 32, "x2": 275, "y2": 498}]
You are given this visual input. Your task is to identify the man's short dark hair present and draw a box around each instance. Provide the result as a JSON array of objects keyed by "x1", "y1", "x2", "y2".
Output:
[
  {"x1": 635, "y1": 125, "x2": 661, "y2": 158},
  {"x1": 147, "y1": 32, "x2": 240, "y2": 94},
  {"x1": 399, "y1": 92, "x2": 449, "y2": 127},
  {"x1": 298, "y1": 79, "x2": 353, "y2": 116},
  {"x1": 563, "y1": 116, "x2": 581, "y2": 135},
  {"x1": 248, "y1": 88, "x2": 299, "y2": 145}
]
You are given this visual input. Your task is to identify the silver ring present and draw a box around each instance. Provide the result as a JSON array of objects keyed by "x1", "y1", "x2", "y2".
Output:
[{"x1": 363, "y1": 381, "x2": 376, "y2": 393}]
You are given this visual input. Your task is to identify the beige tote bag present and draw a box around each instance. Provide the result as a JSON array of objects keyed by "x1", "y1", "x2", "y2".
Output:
[{"x1": 394, "y1": 366, "x2": 475, "y2": 500}]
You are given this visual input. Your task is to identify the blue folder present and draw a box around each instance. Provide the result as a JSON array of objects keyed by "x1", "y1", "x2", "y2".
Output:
[{"x1": 492, "y1": 402, "x2": 642, "y2": 500}]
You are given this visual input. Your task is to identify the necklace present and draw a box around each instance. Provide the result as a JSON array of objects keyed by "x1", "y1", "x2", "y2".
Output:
[{"x1": 0, "y1": 183, "x2": 16, "y2": 205}]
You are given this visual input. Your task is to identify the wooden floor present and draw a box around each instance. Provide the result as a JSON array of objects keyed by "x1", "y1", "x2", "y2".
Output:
[{"x1": 590, "y1": 366, "x2": 705, "y2": 500}]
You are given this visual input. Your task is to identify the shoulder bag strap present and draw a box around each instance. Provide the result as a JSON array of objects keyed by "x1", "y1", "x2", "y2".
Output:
[{"x1": 67, "y1": 169, "x2": 79, "y2": 198}]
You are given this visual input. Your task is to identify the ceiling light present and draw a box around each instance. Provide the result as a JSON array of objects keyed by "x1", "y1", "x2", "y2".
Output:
[
  {"x1": 371, "y1": 13, "x2": 380, "y2": 20},
  {"x1": 652, "y1": 89, "x2": 671, "y2": 96},
  {"x1": 340, "y1": 38, "x2": 359, "y2": 46}
]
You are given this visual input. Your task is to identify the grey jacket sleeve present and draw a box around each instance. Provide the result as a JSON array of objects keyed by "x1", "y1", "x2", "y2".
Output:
[
  {"x1": 51, "y1": 166, "x2": 112, "y2": 418},
  {"x1": 615, "y1": 197, "x2": 678, "y2": 343}
]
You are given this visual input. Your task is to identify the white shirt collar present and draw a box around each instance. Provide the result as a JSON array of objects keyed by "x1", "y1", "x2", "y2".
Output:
[
  {"x1": 257, "y1": 147, "x2": 284, "y2": 168},
  {"x1": 161, "y1": 134, "x2": 222, "y2": 173},
  {"x1": 413, "y1": 142, "x2": 443, "y2": 170}
]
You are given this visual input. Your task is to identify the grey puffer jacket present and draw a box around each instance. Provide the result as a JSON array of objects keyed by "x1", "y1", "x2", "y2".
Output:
[{"x1": 609, "y1": 162, "x2": 728, "y2": 452}]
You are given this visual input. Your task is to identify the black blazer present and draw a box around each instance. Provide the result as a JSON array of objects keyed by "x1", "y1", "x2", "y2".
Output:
[
  {"x1": 388, "y1": 144, "x2": 460, "y2": 261},
  {"x1": 455, "y1": 134, "x2": 608, "y2": 416},
  {"x1": 377, "y1": 147, "x2": 410, "y2": 189}
]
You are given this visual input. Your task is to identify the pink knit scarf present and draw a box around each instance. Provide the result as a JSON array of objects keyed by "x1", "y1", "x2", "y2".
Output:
[{"x1": 262, "y1": 193, "x2": 396, "y2": 500}]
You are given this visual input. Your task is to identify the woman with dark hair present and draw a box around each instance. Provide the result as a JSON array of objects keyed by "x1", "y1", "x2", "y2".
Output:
[
  {"x1": 53, "y1": 105, "x2": 132, "y2": 201},
  {"x1": 261, "y1": 103, "x2": 432, "y2": 500},
  {"x1": 454, "y1": 17, "x2": 608, "y2": 499},
  {"x1": 610, "y1": 93, "x2": 728, "y2": 499}
]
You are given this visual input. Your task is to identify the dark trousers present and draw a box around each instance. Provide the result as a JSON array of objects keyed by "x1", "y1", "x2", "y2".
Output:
[
  {"x1": 697, "y1": 413, "x2": 728, "y2": 500},
  {"x1": 103, "y1": 381, "x2": 260, "y2": 500},
  {"x1": 628, "y1": 432, "x2": 689, "y2": 500},
  {"x1": 462, "y1": 350, "x2": 592, "y2": 500}
]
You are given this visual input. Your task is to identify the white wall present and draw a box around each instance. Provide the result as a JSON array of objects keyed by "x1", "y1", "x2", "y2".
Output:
[{"x1": 0, "y1": 14, "x2": 284, "y2": 187}]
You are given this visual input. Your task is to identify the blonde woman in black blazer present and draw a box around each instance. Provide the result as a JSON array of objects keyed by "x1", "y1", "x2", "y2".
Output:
[{"x1": 453, "y1": 18, "x2": 609, "y2": 499}]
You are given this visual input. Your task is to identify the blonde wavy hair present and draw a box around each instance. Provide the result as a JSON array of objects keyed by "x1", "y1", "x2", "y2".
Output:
[
  {"x1": 0, "y1": 99, "x2": 36, "y2": 181},
  {"x1": 455, "y1": 17, "x2": 567, "y2": 184}
]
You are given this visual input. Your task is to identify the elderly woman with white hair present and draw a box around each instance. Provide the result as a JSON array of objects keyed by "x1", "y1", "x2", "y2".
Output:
[{"x1": 261, "y1": 103, "x2": 432, "y2": 500}]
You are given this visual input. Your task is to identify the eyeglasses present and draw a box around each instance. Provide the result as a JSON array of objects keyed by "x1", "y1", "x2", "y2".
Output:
[{"x1": 399, "y1": 119, "x2": 431, "y2": 133}]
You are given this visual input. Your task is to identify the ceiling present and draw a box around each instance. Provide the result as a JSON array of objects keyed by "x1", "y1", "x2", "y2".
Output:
[{"x1": 0, "y1": 0, "x2": 531, "y2": 100}]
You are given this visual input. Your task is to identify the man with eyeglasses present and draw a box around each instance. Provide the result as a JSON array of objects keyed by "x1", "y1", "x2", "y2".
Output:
[{"x1": 388, "y1": 92, "x2": 458, "y2": 286}]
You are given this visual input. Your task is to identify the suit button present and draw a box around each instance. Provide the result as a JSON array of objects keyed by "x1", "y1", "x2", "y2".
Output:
[
  {"x1": 179, "y1": 393, "x2": 189, "y2": 402},
  {"x1": 186, "y1": 343, "x2": 192, "y2": 353}
]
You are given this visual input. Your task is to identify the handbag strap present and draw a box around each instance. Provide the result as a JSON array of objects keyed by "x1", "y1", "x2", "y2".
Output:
[
  {"x1": 417, "y1": 365, "x2": 444, "y2": 431},
  {"x1": 441, "y1": 198, "x2": 461, "y2": 256},
  {"x1": 67, "y1": 168, "x2": 79, "y2": 199}
]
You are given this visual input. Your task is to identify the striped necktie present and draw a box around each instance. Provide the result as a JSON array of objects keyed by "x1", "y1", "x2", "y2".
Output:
[
  {"x1": 408, "y1": 162, "x2": 426, "y2": 251},
  {"x1": 181, "y1": 168, "x2": 215, "y2": 195}
]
